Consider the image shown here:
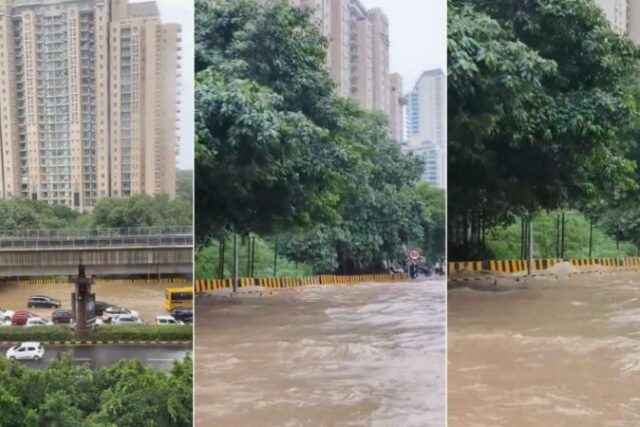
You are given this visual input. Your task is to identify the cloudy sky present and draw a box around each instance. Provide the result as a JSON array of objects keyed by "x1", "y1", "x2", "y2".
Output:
[
  {"x1": 133, "y1": 0, "x2": 195, "y2": 170},
  {"x1": 359, "y1": 0, "x2": 446, "y2": 92}
]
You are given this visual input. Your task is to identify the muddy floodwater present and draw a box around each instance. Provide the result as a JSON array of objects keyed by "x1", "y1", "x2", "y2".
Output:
[
  {"x1": 449, "y1": 271, "x2": 640, "y2": 427},
  {"x1": 195, "y1": 280, "x2": 445, "y2": 427},
  {"x1": 0, "y1": 282, "x2": 171, "y2": 322}
]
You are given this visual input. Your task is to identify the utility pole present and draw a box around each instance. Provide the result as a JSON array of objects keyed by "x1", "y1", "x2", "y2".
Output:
[
  {"x1": 232, "y1": 233, "x2": 239, "y2": 292},
  {"x1": 589, "y1": 218, "x2": 593, "y2": 259},
  {"x1": 273, "y1": 238, "x2": 279, "y2": 277},
  {"x1": 527, "y1": 218, "x2": 533, "y2": 276}
]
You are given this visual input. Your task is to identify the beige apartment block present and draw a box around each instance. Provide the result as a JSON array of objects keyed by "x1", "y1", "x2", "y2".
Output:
[
  {"x1": 389, "y1": 73, "x2": 404, "y2": 142},
  {"x1": 594, "y1": 0, "x2": 640, "y2": 44},
  {"x1": 0, "y1": 0, "x2": 180, "y2": 211},
  {"x1": 294, "y1": 0, "x2": 403, "y2": 141}
]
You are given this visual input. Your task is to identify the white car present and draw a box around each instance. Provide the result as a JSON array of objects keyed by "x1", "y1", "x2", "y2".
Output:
[
  {"x1": 155, "y1": 315, "x2": 184, "y2": 325},
  {"x1": 25, "y1": 318, "x2": 53, "y2": 327},
  {"x1": 111, "y1": 315, "x2": 143, "y2": 325},
  {"x1": 6, "y1": 342, "x2": 44, "y2": 361},
  {"x1": 0, "y1": 319, "x2": 12, "y2": 327},
  {"x1": 102, "y1": 307, "x2": 139, "y2": 323},
  {"x1": 0, "y1": 309, "x2": 14, "y2": 322},
  {"x1": 70, "y1": 318, "x2": 104, "y2": 331}
]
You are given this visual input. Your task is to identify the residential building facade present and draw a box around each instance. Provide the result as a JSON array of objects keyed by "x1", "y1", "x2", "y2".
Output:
[
  {"x1": 0, "y1": 0, "x2": 179, "y2": 211},
  {"x1": 405, "y1": 69, "x2": 446, "y2": 189},
  {"x1": 291, "y1": 0, "x2": 404, "y2": 141}
]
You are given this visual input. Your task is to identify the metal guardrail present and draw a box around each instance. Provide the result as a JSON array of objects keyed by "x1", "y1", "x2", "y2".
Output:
[{"x1": 0, "y1": 226, "x2": 193, "y2": 250}]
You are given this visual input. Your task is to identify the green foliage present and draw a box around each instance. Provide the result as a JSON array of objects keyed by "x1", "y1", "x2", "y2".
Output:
[
  {"x1": 486, "y1": 211, "x2": 636, "y2": 259},
  {"x1": 176, "y1": 170, "x2": 194, "y2": 207},
  {"x1": 0, "y1": 326, "x2": 72, "y2": 342},
  {"x1": 449, "y1": 0, "x2": 640, "y2": 259},
  {"x1": 195, "y1": 235, "x2": 313, "y2": 279},
  {"x1": 0, "y1": 355, "x2": 192, "y2": 427},
  {"x1": 194, "y1": 0, "x2": 444, "y2": 273},
  {"x1": 93, "y1": 325, "x2": 192, "y2": 342},
  {"x1": 91, "y1": 194, "x2": 192, "y2": 228},
  {"x1": 0, "y1": 200, "x2": 80, "y2": 231},
  {"x1": 0, "y1": 192, "x2": 191, "y2": 232},
  {"x1": 0, "y1": 325, "x2": 192, "y2": 343}
]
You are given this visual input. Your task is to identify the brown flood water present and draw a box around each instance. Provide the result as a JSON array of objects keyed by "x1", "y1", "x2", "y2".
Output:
[
  {"x1": 195, "y1": 280, "x2": 445, "y2": 427},
  {"x1": 0, "y1": 282, "x2": 171, "y2": 322},
  {"x1": 449, "y1": 272, "x2": 640, "y2": 427}
]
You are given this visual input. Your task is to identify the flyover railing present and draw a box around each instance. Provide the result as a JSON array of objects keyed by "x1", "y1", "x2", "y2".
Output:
[{"x1": 0, "y1": 226, "x2": 193, "y2": 250}]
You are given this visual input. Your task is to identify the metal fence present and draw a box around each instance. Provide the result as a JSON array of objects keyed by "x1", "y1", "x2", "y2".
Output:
[{"x1": 0, "y1": 226, "x2": 193, "y2": 250}]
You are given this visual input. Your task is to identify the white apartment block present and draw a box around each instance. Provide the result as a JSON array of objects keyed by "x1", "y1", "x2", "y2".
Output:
[
  {"x1": 0, "y1": 0, "x2": 180, "y2": 211},
  {"x1": 291, "y1": 0, "x2": 403, "y2": 141},
  {"x1": 405, "y1": 69, "x2": 446, "y2": 189},
  {"x1": 595, "y1": 0, "x2": 640, "y2": 43}
]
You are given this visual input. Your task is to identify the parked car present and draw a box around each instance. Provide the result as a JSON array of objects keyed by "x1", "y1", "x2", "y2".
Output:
[
  {"x1": 25, "y1": 318, "x2": 53, "y2": 327},
  {"x1": 11, "y1": 310, "x2": 38, "y2": 326},
  {"x1": 102, "y1": 307, "x2": 139, "y2": 323},
  {"x1": 111, "y1": 315, "x2": 143, "y2": 325},
  {"x1": 155, "y1": 315, "x2": 184, "y2": 325},
  {"x1": 171, "y1": 307, "x2": 193, "y2": 323},
  {"x1": 70, "y1": 318, "x2": 103, "y2": 331},
  {"x1": 27, "y1": 296, "x2": 61, "y2": 309},
  {"x1": 0, "y1": 319, "x2": 12, "y2": 327},
  {"x1": 0, "y1": 309, "x2": 14, "y2": 322},
  {"x1": 51, "y1": 309, "x2": 73, "y2": 324},
  {"x1": 94, "y1": 301, "x2": 114, "y2": 316},
  {"x1": 6, "y1": 342, "x2": 44, "y2": 361}
]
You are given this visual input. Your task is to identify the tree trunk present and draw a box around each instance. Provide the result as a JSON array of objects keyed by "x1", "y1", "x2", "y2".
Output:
[
  {"x1": 561, "y1": 212, "x2": 566, "y2": 259},
  {"x1": 273, "y1": 238, "x2": 279, "y2": 277},
  {"x1": 555, "y1": 213, "x2": 560, "y2": 258},
  {"x1": 588, "y1": 218, "x2": 593, "y2": 259},
  {"x1": 219, "y1": 239, "x2": 225, "y2": 279},
  {"x1": 527, "y1": 218, "x2": 533, "y2": 275},
  {"x1": 232, "y1": 233, "x2": 239, "y2": 292}
]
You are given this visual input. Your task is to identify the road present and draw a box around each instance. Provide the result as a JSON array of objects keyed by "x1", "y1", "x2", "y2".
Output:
[
  {"x1": 449, "y1": 268, "x2": 640, "y2": 426},
  {"x1": 0, "y1": 344, "x2": 191, "y2": 371},
  {"x1": 195, "y1": 279, "x2": 445, "y2": 427}
]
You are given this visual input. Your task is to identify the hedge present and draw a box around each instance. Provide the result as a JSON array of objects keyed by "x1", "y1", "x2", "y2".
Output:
[
  {"x1": 0, "y1": 326, "x2": 72, "y2": 342},
  {"x1": 93, "y1": 325, "x2": 192, "y2": 342},
  {"x1": 0, "y1": 325, "x2": 192, "y2": 342}
]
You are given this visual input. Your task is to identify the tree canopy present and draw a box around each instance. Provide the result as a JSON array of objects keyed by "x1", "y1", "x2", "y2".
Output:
[
  {"x1": 0, "y1": 356, "x2": 192, "y2": 427},
  {"x1": 194, "y1": 0, "x2": 446, "y2": 273},
  {"x1": 448, "y1": 0, "x2": 640, "y2": 259}
]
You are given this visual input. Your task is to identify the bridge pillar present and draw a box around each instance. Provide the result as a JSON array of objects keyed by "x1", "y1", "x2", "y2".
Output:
[{"x1": 72, "y1": 265, "x2": 95, "y2": 340}]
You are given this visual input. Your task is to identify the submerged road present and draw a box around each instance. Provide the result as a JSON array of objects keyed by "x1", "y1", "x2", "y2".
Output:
[
  {"x1": 0, "y1": 344, "x2": 191, "y2": 371},
  {"x1": 449, "y1": 269, "x2": 640, "y2": 427},
  {"x1": 195, "y1": 279, "x2": 446, "y2": 427}
]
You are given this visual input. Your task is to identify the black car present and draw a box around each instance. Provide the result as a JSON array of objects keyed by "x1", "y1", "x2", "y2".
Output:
[
  {"x1": 52, "y1": 309, "x2": 73, "y2": 324},
  {"x1": 171, "y1": 307, "x2": 193, "y2": 323},
  {"x1": 27, "y1": 295, "x2": 61, "y2": 308},
  {"x1": 94, "y1": 301, "x2": 114, "y2": 316}
]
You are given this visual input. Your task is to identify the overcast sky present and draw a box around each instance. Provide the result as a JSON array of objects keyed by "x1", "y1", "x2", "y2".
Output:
[
  {"x1": 359, "y1": 0, "x2": 446, "y2": 92},
  {"x1": 133, "y1": 0, "x2": 194, "y2": 171}
]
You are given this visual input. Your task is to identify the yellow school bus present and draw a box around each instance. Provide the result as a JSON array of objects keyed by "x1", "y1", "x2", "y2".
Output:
[{"x1": 164, "y1": 287, "x2": 193, "y2": 311}]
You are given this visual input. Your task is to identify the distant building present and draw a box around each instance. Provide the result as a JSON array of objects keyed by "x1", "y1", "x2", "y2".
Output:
[
  {"x1": 0, "y1": 0, "x2": 180, "y2": 211},
  {"x1": 404, "y1": 69, "x2": 446, "y2": 189},
  {"x1": 389, "y1": 73, "x2": 405, "y2": 142},
  {"x1": 291, "y1": 0, "x2": 403, "y2": 141},
  {"x1": 594, "y1": 0, "x2": 640, "y2": 44}
]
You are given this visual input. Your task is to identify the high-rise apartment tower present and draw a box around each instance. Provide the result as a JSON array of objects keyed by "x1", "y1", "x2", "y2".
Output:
[{"x1": 0, "y1": 0, "x2": 180, "y2": 211}]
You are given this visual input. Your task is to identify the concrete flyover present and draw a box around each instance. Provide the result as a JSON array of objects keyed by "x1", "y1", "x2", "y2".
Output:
[{"x1": 0, "y1": 227, "x2": 193, "y2": 277}]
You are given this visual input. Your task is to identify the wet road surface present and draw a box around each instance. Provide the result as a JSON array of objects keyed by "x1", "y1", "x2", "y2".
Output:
[
  {"x1": 449, "y1": 271, "x2": 640, "y2": 427},
  {"x1": 0, "y1": 344, "x2": 190, "y2": 371},
  {"x1": 195, "y1": 280, "x2": 445, "y2": 427}
]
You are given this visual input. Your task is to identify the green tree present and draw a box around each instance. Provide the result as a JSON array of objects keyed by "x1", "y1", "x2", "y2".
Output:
[{"x1": 448, "y1": 0, "x2": 640, "y2": 259}]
